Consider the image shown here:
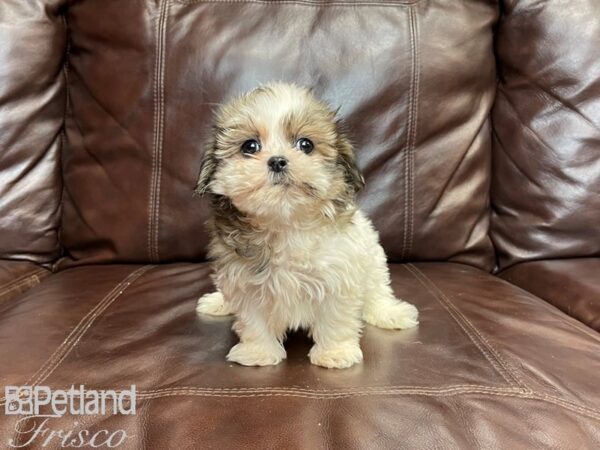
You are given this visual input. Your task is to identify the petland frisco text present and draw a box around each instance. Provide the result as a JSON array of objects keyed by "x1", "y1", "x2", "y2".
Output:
[{"x1": 4, "y1": 385, "x2": 136, "y2": 448}]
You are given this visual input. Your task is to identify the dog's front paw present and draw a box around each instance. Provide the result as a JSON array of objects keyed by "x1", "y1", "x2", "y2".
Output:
[
  {"x1": 227, "y1": 342, "x2": 286, "y2": 366},
  {"x1": 309, "y1": 343, "x2": 363, "y2": 369},
  {"x1": 196, "y1": 291, "x2": 233, "y2": 316},
  {"x1": 363, "y1": 299, "x2": 419, "y2": 330}
]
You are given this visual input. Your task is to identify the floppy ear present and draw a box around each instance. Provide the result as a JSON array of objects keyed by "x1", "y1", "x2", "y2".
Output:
[
  {"x1": 194, "y1": 136, "x2": 218, "y2": 196},
  {"x1": 335, "y1": 119, "x2": 365, "y2": 193}
]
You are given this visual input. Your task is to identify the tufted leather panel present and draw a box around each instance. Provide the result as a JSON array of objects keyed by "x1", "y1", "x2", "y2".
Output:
[
  {"x1": 491, "y1": 0, "x2": 600, "y2": 270},
  {"x1": 58, "y1": 0, "x2": 497, "y2": 269}
]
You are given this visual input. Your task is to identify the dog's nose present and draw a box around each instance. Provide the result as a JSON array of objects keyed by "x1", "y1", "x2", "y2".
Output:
[{"x1": 268, "y1": 156, "x2": 288, "y2": 173}]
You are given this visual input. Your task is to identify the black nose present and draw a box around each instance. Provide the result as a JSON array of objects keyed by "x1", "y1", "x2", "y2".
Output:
[{"x1": 268, "y1": 156, "x2": 288, "y2": 173}]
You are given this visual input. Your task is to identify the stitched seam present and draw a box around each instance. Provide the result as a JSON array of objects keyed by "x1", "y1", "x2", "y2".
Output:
[
  {"x1": 154, "y1": 0, "x2": 169, "y2": 262},
  {"x1": 137, "y1": 387, "x2": 524, "y2": 398},
  {"x1": 138, "y1": 386, "x2": 525, "y2": 396},
  {"x1": 0, "y1": 276, "x2": 40, "y2": 300},
  {"x1": 407, "y1": 264, "x2": 525, "y2": 387},
  {"x1": 409, "y1": 265, "x2": 530, "y2": 389},
  {"x1": 174, "y1": 0, "x2": 421, "y2": 6},
  {"x1": 28, "y1": 266, "x2": 153, "y2": 387},
  {"x1": 148, "y1": 1, "x2": 168, "y2": 263},
  {"x1": 133, "y1": 390, "x2": 600, "y2": 421},
  {"x1": 147, "y1": 5, "x2": 159, "y2": 262},
  {"x1": 400, "y1": 8, "x2": 415, "y2": 261},
  {"x1": 0, "y1": 266, "x2": 153, "y2": 404},
  {"x1": 400, "y1": 14, "x2": 411, "y2": 260},
  {"x1": 2, "y1": 388, "x2": 598, "y2": 422},
  {"x1": 0, "y1": 384, "x2": 523, "y2": 401},
  {"x1": 538, "y1": 393, "x2": 600, "y2": 421},
  {"x1": 406, "y1": 6, "x2": 419, "y2": 259},
  {"x1": 0, "y1": 269, "x2": 47, "y2": 298},
  {"x1": 405, "y1": 264, "x2": 523, "y2": 387},
  {"x1": 0, "y1": 386, "x2": 524, "y2": 408}
]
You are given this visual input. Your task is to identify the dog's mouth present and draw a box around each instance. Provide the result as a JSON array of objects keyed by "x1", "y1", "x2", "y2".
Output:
[{"x1": 270, "y1": 172, "x2": 291, "y2": 186}]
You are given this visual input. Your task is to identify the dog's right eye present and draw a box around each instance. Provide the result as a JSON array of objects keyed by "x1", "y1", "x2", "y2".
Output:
[{"x1": 241, "y1": 139, "x2": 261, "y2": 155}]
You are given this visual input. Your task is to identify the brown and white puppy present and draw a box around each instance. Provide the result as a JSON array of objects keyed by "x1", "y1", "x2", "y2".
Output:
[{"x1": 195, "y1": 83, "x2": 418, "y2": 368}]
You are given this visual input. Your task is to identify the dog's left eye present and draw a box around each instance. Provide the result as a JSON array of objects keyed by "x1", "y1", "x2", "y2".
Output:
[{"x1": 295, "y1": 138, "x2": 314, "y2": 154}]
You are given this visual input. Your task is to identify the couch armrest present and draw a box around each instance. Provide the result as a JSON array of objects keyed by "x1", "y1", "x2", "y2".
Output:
[
  {"x1": 499, "y1": 259, "x2": 600, "y2": 331},
  {"x1": 0, "y1": 0, "x2": 66, "y2": 262}
]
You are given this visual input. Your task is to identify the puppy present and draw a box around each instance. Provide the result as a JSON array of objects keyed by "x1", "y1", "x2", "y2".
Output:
[{"x1": 195, "y1": 83, "x2": 418, "y2": 368}]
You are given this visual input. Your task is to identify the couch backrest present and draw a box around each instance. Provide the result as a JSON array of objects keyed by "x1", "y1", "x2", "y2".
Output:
[
  {"x1": 492, "y1": 0, "x2": 600, "y2": 270},
  {"x1": 54, "y1": 0, "x2": 499, "y2": 270},
  {"x1": 0, "y1": 0, "x2": 65, "y2": 264}
]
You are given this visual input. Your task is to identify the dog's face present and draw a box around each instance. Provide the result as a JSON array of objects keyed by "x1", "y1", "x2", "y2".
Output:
[{"x1": 196, "y1": 83, "x2": 364, "y2": 222}]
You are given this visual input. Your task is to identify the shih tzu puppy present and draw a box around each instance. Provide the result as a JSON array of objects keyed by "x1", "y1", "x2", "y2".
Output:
[{"x1": 195, "y1": 83, "x2": 418, "y2": 369}]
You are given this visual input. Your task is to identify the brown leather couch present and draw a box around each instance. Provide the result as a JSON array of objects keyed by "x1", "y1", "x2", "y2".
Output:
[{"x1": 1, "y1": 0, "x2": 599, "y2": 448}]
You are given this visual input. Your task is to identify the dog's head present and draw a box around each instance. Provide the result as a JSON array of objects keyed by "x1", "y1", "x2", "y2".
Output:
[{"x1": 195, "y1": 83, "x2": 364, "y2": 223}]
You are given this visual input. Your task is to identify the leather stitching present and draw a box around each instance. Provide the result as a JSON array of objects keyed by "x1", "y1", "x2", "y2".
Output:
[
  {"x1": 148, "y1": 0, "x2": 169, "y2": 263},
  {"x1": 155, "y1": 0, "x2": 169, "y2": 262},
  {"x1": 406, "y1": 6, "x2": 419, "y2": 259},
  {"x1": 148, "y1": 4, "x2": 159, "y2": 262},
  {"x1": 0, "y1": 269, "x2": 47, "y2": 300},
  {"x1": 405, "y1": 264, "x2": 525, "y2": 388},
  {"x1": 0, "y1": 266, "x2": 153, "y2": 405},
  {"x1": 137, "y1": 387, "x2": 525, "y2": 398},
  {"x1": 3, "y1": 387, "x2": 599, "y2": 422},
  {"x1": 400, "y1": 6, "x2": 419, "y2": 260},
  {"x1": 0, "y1": 385, "x2": 523, "y2": 408},
  {"x1": 174, "y1": 0, "x2": 421, "y2": 6},
  {"x1": 407, "y1": 264, "x2": 527, "y2": 388},
  {"x1": 133, "y1": 389, "x2": 600, "y2": 422},
  {"x1": 138, "y1": 385, "x2": 525, "y2": 395}
]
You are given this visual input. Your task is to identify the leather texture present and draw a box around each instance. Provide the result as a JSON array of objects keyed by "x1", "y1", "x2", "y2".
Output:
[
  {"x1": 500, "y1": 258, "x2": 600, "y2": 332},
  {"x1": 0, "y1": 261, "x2": 48, "y2": 306},
  {"x1": 492, "y1": 0, "x2": 600, "y2": 270},
  {"x1": 0, "y1": 263, "x2": 598, "y2": 448},
  {"x1": 0, "y1": 0, "x2": 65, "y2": 263},
  {"x1": 1, "y1": 0, "x2": 599, "y2": 447},
  {"x1": 59, "y1": 0, "x2": 497, "y2": 270}
]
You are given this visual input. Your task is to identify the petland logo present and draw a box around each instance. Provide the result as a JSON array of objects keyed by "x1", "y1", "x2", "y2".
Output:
[{"x1": 4, "y1": 385, "x2": 136, "y2": 448}]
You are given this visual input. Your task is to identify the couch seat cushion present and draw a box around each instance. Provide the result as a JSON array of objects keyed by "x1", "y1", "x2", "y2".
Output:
[
  {"x1": 0, "y1": 263, "x2": 598, "y2": 448},
  {"x1": 500, "y1": 258, "x2": 600, "y2": 331}
]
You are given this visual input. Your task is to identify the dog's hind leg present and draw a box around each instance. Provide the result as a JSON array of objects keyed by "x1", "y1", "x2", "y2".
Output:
[{"x1": 361, "y1": 244, "x2": 419, "y2": 330}]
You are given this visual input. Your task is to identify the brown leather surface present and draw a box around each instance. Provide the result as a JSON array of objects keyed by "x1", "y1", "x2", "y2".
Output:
[
  {"x1": 500, "y1": 259, "x2": 600, "y2": 332},
  {"x1": 0, "y1": 0, "x2": 65, "y2": 263},
  {"x1": 59, "y1": 0, "x2": 497, "y2": 269},
  {"x1": 2, "y1": 1, "x2": 600, "y2": 447},
  {"x1": 0, "y1": 261, "x2": 49, "y2": 307},
  {"x1": 491, "y1": 0, "x2": 600, "y2": 270},
  {"x1": 1, "y1": 263, "x2": 598, "y2": 448}
]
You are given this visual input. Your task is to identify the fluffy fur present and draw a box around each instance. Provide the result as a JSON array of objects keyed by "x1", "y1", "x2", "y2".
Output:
[{"x1": 195, "y1": 83, "x2": 418, "y2": 368}]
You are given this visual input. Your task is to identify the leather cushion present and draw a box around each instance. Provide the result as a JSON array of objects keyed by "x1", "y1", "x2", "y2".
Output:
[
  {"x1": 59, "y1": 0, "x2": 497, "y2": 269},
  {"x1": 0, "y1": 0, "x2": 65, "y2": 263},
  {"x1": 491, "y1": 0, "x2": 600, "y2": 269},
  {"x1": 1, "y1": 262, "x2": 598, "y2": 447},
  {"x1": 500, "y1": 258, "x2": 600, "y2": 331}
]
